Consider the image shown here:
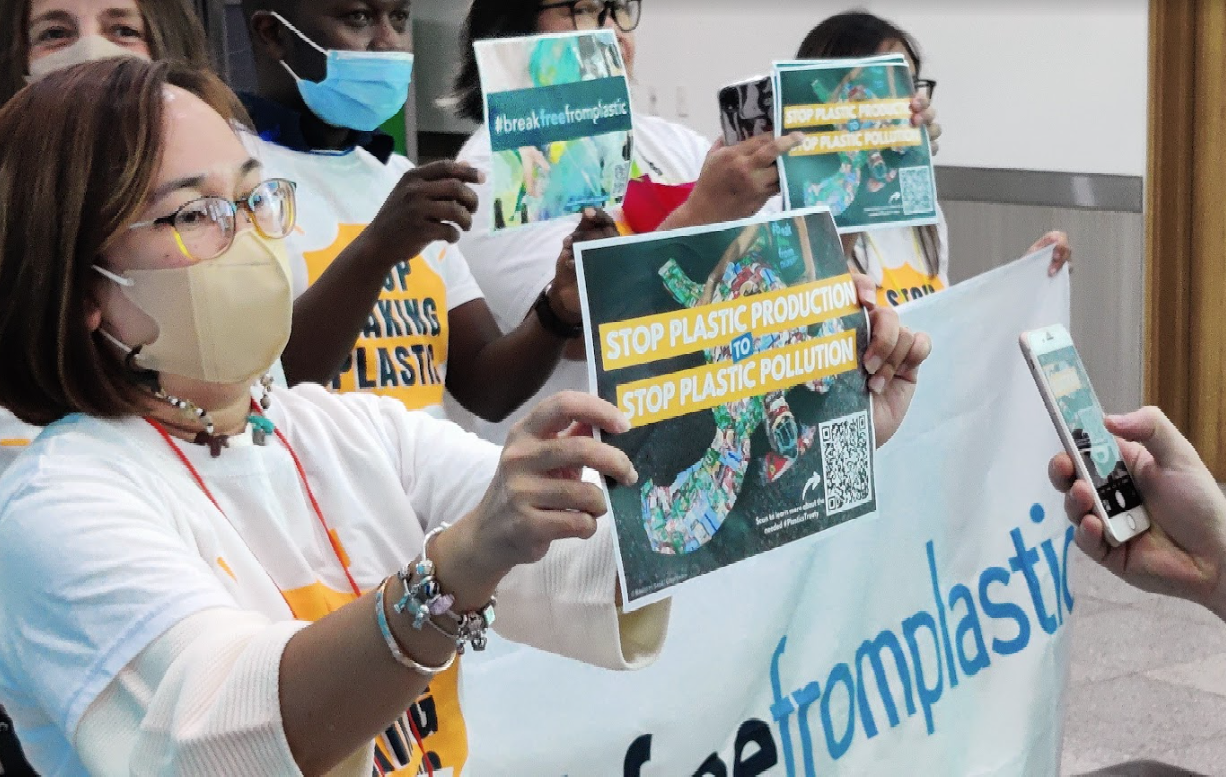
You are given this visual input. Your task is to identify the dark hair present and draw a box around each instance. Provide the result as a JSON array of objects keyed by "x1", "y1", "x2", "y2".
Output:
[
  {"x1": 0, "y1": 59, "x2": 248, "y2": 426},
  {"x1": 797, "y1": 11, "x2": 923, "y2": 74},
  {"x1": 797, "y1": 11, "x2": 942, "y2": 278},
  {"x1": 0, "y1": 0, "x2": 213, "y2": 106},
  {"x1": 452, "y1": 0, "x2": 544, "y2": 123}
]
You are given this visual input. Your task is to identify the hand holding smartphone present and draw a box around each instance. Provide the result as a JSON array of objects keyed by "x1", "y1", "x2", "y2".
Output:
[
  {"x1": 718, "y1": 75, "x2": 775, "y2": 146},
  {"x1": 1021, "y1": 324, "x2": 1150, "y2": 546}
]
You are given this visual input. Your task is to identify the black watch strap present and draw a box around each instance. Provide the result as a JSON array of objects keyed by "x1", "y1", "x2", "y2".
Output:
[{"x1": 534, "y1": 287, "x2": 583, "y2": 339}]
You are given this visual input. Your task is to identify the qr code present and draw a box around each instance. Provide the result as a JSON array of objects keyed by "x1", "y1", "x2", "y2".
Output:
[
  {"x1": 611, "y1": 161, "x2": 631, "y2": 198},
  {"x1": 898, "y1": 165, "x2": 935, "y2": 216},
  {"x1": 819, "y1": 410, "x2": 874, "y2": 515}
]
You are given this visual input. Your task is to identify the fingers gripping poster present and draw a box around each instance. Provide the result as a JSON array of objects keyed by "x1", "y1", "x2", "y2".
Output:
[
  {"x1": 775, "y1": 55, "x2": 938, "y2": 233},
  {"x1": 575, "y1": 207, "x2": 878, "y2": 609},
  {"x1": 476, "y1": 30, "x2": 634, "y2": 231}
]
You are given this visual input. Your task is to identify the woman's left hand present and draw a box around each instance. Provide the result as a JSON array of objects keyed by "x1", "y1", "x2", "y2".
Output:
[
  {"x1": 911, "y1": 96, "x2": 941, "y2": 156},
  {"x1": 855, "y1": 274, "x2": 932, "y2": 447},
  {"x1": 1026, "y1": 231, "x2": 1073, "y2": 277}
]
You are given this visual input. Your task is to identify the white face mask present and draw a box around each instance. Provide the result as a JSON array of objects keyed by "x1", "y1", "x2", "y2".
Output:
[
  {"x1": 27, "y1": 36, "x2": 149, "y2": 82},
  {"x1": 93, "y1": 230, "x2": 293, "y2": 385}
]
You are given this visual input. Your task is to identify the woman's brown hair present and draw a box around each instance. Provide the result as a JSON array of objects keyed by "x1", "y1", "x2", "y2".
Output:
[
  {"x1": 0, "y1": 0, "x2": 213, "y2": 106},
  {"x1": 0, "y1": 58, "x2": 247, "y2": 426}
]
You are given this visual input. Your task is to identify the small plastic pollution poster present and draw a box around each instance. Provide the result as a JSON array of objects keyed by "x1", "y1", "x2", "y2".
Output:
[
  {"x1": 476, "y1": 30, "x2": 634, "y2": 231},
  {"x1": 774, "y1": 54, "x2": 938, "y2": 233},
  {"x1": 575, "y1": 206, "x2": 878, "y2": 609}
]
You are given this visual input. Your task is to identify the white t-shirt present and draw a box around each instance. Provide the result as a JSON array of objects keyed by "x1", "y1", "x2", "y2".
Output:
[
  {"x1": 246, "y1": 137, "x2": 485, "y2": 417},
  {"x1": 453, "y1": 114, "x2": 713, "y2": 442},
  {"x1": 849, "y1": 206, "x2": 951, "y2": 308},
  {"x1": 0, "y1": 385, "x2": 663, "y2": 776},
  {"x1": 0, "y1": 409, "x2": 39, "y2": 475}
]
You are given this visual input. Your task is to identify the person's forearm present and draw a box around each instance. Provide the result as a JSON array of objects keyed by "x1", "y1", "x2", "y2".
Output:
[
  {"x1": 279, "y1": 588, "x2": 450, "y2": 776},
  {"x1": 447, "y1": 311, "x2": 569, "y2": 422},
  {"x1": 281, "y1": 231, "x2": 400, "y2": 386},
  {"x1": 280, "y1": 526, "x2": 500, "y2": 777},
  {"x1": 659, "y1": 195, "x2": 718, "y2": 232}
]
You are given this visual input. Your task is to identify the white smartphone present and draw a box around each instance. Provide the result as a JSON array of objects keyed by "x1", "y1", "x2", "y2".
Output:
[{"x1": 1020, "y1": 324, "x2": 1150, "y2": 546}]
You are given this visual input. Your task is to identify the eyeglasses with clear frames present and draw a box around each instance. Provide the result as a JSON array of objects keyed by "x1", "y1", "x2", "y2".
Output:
[
  {"x1": 538, "y1": 0, "x2": 643, "y2": 33},
  {"x1": 128, "y1": 178, "x2": 298, "y2": 262}
]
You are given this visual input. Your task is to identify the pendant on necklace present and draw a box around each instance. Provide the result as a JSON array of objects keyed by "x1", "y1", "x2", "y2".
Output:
[
  {"x1": 249, "y1": 414, "x2": 276, "y2": 447},
  {"x1": 195, "y1": 432, "x2": 229, "y2": 458}
]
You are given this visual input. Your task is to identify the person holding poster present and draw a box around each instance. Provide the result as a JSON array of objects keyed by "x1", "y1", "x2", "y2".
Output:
[
  {"x1": 575, "y1": 206, "x2": 928, "y2": 608},
  {"x1": 474, "y1": 29, "x2": 634, "y2": 230},
  {"x1": 797, "y1": 11, "x2": 1072, "y2": 307},
  {"x1": 0, "y1": 58, "x2": 666, "y2": 777},
  {"x1": 236, "y1": 1, "x2": 596, "y2": 424},
  {"x1": 0, "y1": 0, "x2": 220, "y2": 483},
  {"x1": 451, "y1": 0, "x2": 939, "y2": 444},
  {"x1": 774, "y1": 54, "x2": 940, "y2": 235}
]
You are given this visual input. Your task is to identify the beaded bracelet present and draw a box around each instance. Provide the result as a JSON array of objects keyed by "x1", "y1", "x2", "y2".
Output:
[
  {"x1": 375, "y1": 577, "x2": 455, "y2": 678},
  {"x1": 394, "y1": 523, "x2": 497, "y2": 654}
]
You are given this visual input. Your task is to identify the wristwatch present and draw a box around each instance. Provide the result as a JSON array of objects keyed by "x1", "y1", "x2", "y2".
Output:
[{"x1": 534, "y1": 284, "x2": 583, "y2": 339}]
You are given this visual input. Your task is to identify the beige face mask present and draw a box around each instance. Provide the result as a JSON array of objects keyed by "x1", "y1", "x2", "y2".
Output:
[
  {"x1": 27, "y1": 35, "x2": 149, "y2": 82},
  {"x1": 94, "y1": 231, "x2": 293, "y2": 385}
]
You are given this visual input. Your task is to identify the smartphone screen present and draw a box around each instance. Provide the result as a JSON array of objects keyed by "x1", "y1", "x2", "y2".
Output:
[
  {"x1": 719, "y1": 77, "x2": 775, "y2": 146},
  {"x1": 1037, "y1": 345, "x2": 1142, "y2": 516}
]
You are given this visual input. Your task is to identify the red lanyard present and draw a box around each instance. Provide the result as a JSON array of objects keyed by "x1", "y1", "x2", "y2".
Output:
[
  {"x1": 145, "y1": 402, "x2": 362, "y2": 597},
  {"x1": 145, "y1": 402, "x2": 435, "y2": 776}
]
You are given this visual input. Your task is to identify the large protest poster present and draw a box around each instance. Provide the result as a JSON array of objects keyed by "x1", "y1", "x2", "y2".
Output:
[
  {"x1": 575, "y1": 207, "x2": 877, "y2": 610},
  {"x1": 475, "y1": 30, "x2": 634, "y2": 231},
  {"x1": 775, "y1": 55, "x2": 938, "y2": 233},
  {"x1": 464, "y1": 250, "x2": 1074, "y2": 776}
]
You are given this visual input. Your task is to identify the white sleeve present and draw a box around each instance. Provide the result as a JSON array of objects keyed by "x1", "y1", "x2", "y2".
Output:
[
  {"x1": 0, "y1": 476, "x2": 237, "y2": 737},
  {"x1": 437, "y1": 243, "x2": 485, "y2": 313},
  {"x1": 495, "y1": 520, "x2": 671, "y2": 670},
  {"x1": 74, "y1": 610, "x2": 324, "y2": 777},
  {"x1": 366, "y1": 396, "x2": 502, "y2": 529},
  {"x1": 360, "y1": 394, "x2": 670, "y2": 669},
  {"x1": 0, "y1": 471, "x2": 308, "y2": 774}
]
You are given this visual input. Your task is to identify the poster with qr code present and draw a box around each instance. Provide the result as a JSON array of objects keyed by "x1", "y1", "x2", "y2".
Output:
[
  {"x1": 772, "y1": 55, "x2": 938, "y2": 233},
  {"x1": 475, "y1": 30, "x2": 634, "y2": 232},
  {"x1": 574, "y1": 205, "x2": 877, "y2": 609}
]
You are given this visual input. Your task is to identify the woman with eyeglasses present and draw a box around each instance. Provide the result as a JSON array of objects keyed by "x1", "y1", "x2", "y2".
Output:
[
  {"x1": 0, "y1": 55, "x2": 683, "y2": 777},
  {"x1": 0, "y1": 0, "x2": 218, "y2": 486},
  {"x1": 448, "y1": 0, "x2": 937, "y2": 444},
  {"x1": 799, "y1": 11, "x2": 1072, "y2": 308},
  {"x1": 0, "y1": 6, "x2": 214, "y2": 771}
]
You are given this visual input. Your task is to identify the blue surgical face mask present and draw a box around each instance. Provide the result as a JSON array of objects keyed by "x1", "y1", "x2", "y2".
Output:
[{"x1": 272, "y1": 12, "x2": 414, "y2": 133}]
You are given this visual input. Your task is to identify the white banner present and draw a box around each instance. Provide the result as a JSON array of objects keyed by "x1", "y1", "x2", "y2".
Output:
[{"x1": 465, "y1": 252, "x2": 1073, "y2": 776}]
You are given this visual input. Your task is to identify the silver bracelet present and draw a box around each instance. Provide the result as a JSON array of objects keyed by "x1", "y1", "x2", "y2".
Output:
[
  {"x1": 375, "y1": 577, "x2": 455, "y2": 678},
  {"x1": 394, "y1": 523, "x2": 497, "y2": 653}
]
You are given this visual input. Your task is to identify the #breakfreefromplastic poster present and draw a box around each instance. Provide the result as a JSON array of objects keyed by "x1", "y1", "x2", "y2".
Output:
[
  {"x1": 575, "y1": 206, "x2": 879, "y2": 609},
  {"x1": 475, "y1": 30, "x2": 634, "y2": 231},
  {"x1": 774, "y1": 54, "x2": 938, "y2": 233}
]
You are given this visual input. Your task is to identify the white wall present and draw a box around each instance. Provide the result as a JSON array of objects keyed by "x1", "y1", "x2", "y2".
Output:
[{"x1": 631, "y1": 0, "x2": 1148, "y2": 176}]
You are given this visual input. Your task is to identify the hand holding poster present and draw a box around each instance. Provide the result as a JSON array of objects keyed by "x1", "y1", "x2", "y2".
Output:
[
  {"x1": 475, "y1": 30, "x2": 634, "y2": 231},
  {"x1": 575, "y1": 206, "x2": 878, "y2": 609},
  {"x1": 465, "y1": 250, "x2": 1073, "y2": 777},
  {"x1": 774, "y1": 54, "x2": 938, "y2": 233}
]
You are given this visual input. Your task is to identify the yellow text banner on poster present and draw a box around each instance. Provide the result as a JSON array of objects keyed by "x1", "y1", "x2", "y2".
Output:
[
  {"x1": 616, "y1": 329, "x2": 859, "y2": 428},
  {"x1": 782, "y1": 98, "x2": 912, "y2": 130},
  {"x1": 788, "y1": 126, "x2": 923, "y2": 157},
  {"x1": 599, "y1": 275, "x2": 859, "y2": 372}
]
